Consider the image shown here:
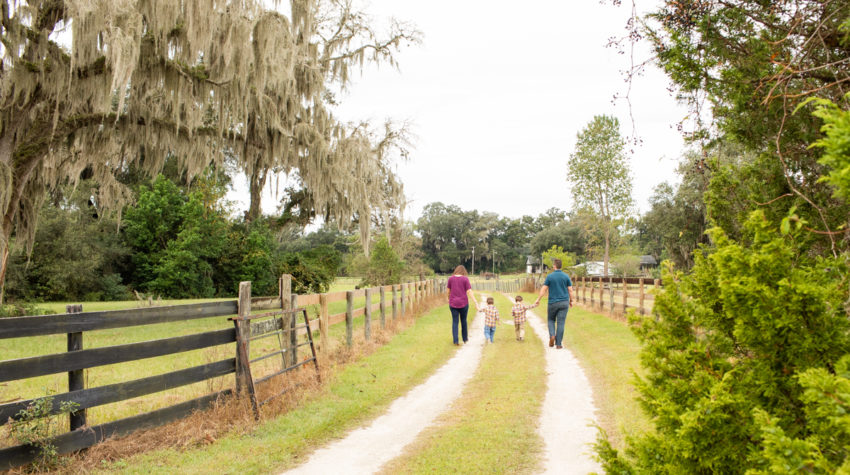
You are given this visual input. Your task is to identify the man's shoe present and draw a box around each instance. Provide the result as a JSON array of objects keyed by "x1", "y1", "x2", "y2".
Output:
[
  {"x1": 556, "y1": 345, "x2": 563, "y2": 349},
  {"x1": 549, "y1": 336, "x2": 555, "y2": 347}
]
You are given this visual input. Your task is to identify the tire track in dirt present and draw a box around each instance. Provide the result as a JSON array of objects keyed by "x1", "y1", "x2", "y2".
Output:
[
  {"x1": 283, "y1": 295, "x2": 489, "y2": 475},
  {"x1": 521, "y1": 299, "x2": 602, "y2": 474}
]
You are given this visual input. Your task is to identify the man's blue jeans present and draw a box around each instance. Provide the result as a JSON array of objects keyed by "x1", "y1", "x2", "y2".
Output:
[
  {"x1": 484, "y1": 325, "x2": 496, "y2": 342},
  {"x1": 547, "y1": 300, "x2": 570, "y2": 346}
]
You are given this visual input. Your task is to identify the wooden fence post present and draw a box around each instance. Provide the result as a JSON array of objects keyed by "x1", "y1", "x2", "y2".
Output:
[
  {"x1": 379, "y1": 286, "x2": 386, "y2": 329},
  {"x1": 608, "y1": 276, "x2": 615, "y2": 317},
  {"x1": 392, "y1": 285, "x2": 398, "y2": 321},
  {"x1": 290, "y1": 294, "x2": 298, "y2": 364},
  {"x1": 594, "y1": 277, "x2": 600, "y2": 310},
  {"x1": 66, "y1": 304, "x2": 85, "y2": 430},
  {"x1": 346, "y1": 291, "x2": 354, "y2": 347},
  {"x1": 401, "y1": 284, "x2": 406, "y2": 317},
  {"x1": 582, "y1": 277, "x2": 587, "y2": 304},
  {"x1": 639, "y1": 278, "x2": 645, "y2": 315},
  {"x1": 319, "y1": 294, "x2": 329, "y2": 353},
  {"x1": 235, "y1": 282, "x2": 252, "y2": 393},
  {"x1": 364, "y1": 288, "x2": 372, "y2": 341},
  {"x1": 280, "y1": 275, "x2": 293, "y2": 366},
  {"x1": 235, "y1": 281, "x2": 259, "y2": 417},
  {"x1": 622, "y1": 278, "x2": 628, "y2": 314}
]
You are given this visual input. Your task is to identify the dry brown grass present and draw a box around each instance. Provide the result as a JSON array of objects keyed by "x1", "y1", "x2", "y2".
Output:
[
  {"x1": 521, "y1": 280, "x2": 537, "y2": 293},
  {"x1": 4, "y1": 293, "x2": 449, "y2": 474}
]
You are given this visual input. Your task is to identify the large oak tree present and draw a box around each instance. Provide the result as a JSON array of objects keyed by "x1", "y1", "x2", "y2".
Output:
[{"x1": 0, "y1": 0, "x2": 417, "y2": 300}]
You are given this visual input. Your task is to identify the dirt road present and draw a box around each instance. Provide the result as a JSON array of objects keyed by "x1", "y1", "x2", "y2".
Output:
[{"x1": 283, "y1": 295, "x2": 601, "y2": 474}]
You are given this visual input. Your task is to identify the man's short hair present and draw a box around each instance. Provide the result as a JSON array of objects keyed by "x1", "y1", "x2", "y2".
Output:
[{"x1": 552, "y1": 258, "x2": 562, "y2": 269}]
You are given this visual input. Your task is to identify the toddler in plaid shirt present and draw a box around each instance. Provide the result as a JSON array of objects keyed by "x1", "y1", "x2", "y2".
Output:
[
  {"x1": 511, "y1": 296, "x2": 539, "y2": 341},
  {"x1": 479, "y1": 296, "x2": 499, "y2": 343}
]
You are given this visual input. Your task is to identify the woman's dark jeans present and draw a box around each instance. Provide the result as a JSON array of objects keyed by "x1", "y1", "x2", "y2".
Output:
[{"x1": 450, "y1": 305, "x2": 469, "y2": 344}]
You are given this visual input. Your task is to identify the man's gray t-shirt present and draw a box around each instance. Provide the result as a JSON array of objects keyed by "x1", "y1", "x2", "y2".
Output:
[{"x1": 543, "y1": 270, "x2": 573, "y2": 303}]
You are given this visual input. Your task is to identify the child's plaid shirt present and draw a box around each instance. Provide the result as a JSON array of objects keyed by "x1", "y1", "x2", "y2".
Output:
[
  {"x1": 511, "y1": 302, "x2": 539, "y2": 324},
  {"x1": 482, "y1": 305, "x2": 499, "y2": 326}
]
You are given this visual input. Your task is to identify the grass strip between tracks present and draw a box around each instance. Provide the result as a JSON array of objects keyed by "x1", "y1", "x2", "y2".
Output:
[{"x1": 380, "y1": 292, "x2": 546, "y2": 474}]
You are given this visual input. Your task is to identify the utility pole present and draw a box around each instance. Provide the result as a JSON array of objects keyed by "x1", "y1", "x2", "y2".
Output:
[
  {"x1": 471, "y1": 246, "x2": 475, "y2": 275},
  {"x1": 492, "y1": 250, "x2": 496, "y2": 274}
]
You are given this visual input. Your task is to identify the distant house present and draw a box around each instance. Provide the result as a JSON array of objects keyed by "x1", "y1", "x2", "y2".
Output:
[
  {"x1": 639, "y1": 255, "x2": 658, "y2": 274},
  {"x1": 575, "y1": 261, "x2": 605, "y2": 277},
  {"x1": 526, "y1": 256, "x2": 543, "y2": 274}
]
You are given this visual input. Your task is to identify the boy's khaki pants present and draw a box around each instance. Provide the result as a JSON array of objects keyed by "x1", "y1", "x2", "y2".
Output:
[{"x1": 515, "y1": 322, "x2": 525, "y2": 339}]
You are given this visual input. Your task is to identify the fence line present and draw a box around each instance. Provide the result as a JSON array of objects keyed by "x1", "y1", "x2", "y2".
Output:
[
  {"x1": 0, "y1": 276, "x2": 447, "y2": 471},
  {"x1": 572, "y1": 276, "x2": 661, "y2": 317},
  {"x1": 468, "y1": 274, "x2": 662, "y2": 318}
]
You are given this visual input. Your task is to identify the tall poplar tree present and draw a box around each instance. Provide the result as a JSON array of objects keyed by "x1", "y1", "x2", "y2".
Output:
[{"x1": 567, "y1": 115, "x2": 633, "y2": 275}]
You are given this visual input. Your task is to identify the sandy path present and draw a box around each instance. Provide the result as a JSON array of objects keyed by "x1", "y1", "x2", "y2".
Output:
[
  {"x1": 283, "y1": 296, "x2": 488, "y2": 475},
  {"x1": 523, "y1": 301, "x2": 602, "y2": 474}
]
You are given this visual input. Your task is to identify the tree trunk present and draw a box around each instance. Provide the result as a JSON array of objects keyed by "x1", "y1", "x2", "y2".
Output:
[
  {"x1": 247, "y1": 167, "x2": 267, "y2": 222},
  {"x1": 603, "y1": 222, "x2": 610, "y2": 277}
]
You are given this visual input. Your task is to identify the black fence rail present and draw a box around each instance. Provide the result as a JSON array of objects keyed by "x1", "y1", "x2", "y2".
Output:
[{"x1": 0, "y1": 300, "x2": 239, "y2": 471}]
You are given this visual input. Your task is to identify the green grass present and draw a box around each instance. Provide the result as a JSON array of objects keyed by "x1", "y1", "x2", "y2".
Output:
[
  {"x1": 382, "y1": 292, "x2": 546, "y2": 474},
  {"x1": 516, "y1": 292, "x2": 652, "y2": 449},
  {"x1": 96, "y1": 304, "x2": 462, "y2": 474}
]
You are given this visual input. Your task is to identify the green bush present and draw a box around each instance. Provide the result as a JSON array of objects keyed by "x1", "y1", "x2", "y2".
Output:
[
  {"x1": 596, "y1": 211, "x2": 850, "y2": 473},
  {"x1": 0, "y1": 302, "x2": 54, "y2": 318},
  {"x1": 359, "y1": 236, "x2": 405, "y2": 286},
  {"x1": 8, "y1": 395, "x2": 79, "y2": 470}
]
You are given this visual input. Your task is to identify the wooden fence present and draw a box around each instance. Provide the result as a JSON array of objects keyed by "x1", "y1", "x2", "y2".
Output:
[
  {"x1": 0, "y1": 276, "x2": 445, "y2": 470},
  {"x1": 469, "y1": 277, "x2": 534, "y2": 294},
  {"x1": 571, "y1": 276, "x2": 662, "y2": 317}
]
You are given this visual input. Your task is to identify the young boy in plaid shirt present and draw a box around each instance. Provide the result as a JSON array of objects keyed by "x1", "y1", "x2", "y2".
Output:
[
  {"x1": 511, "y1": 295, "x2": 539, "y2": 341},
  {"x1": 480, "y1": 296, "x2": 499, "y2": 343}
]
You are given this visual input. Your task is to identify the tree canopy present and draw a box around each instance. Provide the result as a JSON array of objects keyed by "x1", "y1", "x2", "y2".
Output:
[
  {"x1": 596, "y1": 1, "x2": 850, "y2": 471},
  {"x1": 0, "y1": 0, "x2": 418, "y2": 298},
  {"x1": 567, "y1": 114, "x2": 634, "y2": 276}
]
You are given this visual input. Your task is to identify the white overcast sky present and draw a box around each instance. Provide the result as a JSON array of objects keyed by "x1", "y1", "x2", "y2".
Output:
[{"x1": 233, "y1": 0, "x2": 691, "y2": 222}]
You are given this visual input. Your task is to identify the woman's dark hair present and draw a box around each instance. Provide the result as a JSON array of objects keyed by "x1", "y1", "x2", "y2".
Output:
[{"x1": 453, "y1": 265, "x2": 468, "y2": 276}]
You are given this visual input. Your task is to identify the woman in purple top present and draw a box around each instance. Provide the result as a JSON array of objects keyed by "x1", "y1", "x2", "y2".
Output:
[{"x1": 446, "y1": 265, "x2": 477, "y2": 345}]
